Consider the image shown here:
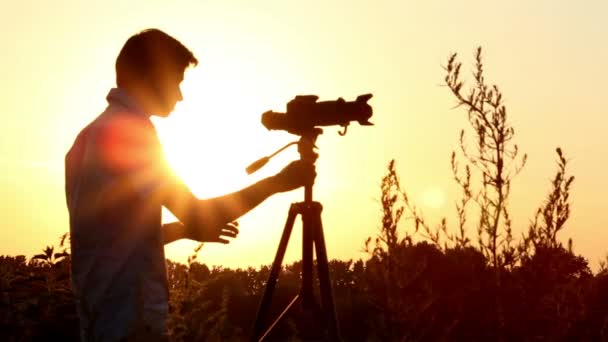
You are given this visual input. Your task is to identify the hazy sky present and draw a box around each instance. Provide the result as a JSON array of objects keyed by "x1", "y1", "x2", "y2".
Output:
[{"x1": 1, "y1": 0, "x2": 607, "y2": 270}]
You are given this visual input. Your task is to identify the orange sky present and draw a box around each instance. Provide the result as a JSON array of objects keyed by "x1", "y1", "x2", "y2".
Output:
[{"x1": 1, "y1": 1, "x2": 607, "y2": 270}]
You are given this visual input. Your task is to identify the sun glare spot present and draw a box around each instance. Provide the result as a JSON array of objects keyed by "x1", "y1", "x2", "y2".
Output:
[
  {"x1": 155, "y1": 106, "x2": 249, "y2": 198},
  {"x1": 421, "y1": 186, "x2": 446, "y2": 210}
]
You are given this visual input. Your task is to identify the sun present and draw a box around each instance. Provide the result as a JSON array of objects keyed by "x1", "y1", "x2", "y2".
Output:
[
  {"x1": 151, "y1": 67, "x2": 287, "y2": 200},
  {"x1": 153, "y1": 95, "x2": 249, "y2": 198}
]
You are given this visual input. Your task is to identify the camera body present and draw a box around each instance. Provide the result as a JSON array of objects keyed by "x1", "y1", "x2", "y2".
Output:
[{"x1": 261, "y1": 94, "x2": 373, "y2": 135}]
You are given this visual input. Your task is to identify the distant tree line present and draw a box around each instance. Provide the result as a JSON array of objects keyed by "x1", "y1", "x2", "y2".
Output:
[{"x1": 1, "y1": 48, "x2": 607, "y2": 341}]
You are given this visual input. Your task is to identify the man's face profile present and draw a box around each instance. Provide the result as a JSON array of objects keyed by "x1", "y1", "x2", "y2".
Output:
[{"x1": 149, "y1": 69, "x2": 185, "y2": 117}]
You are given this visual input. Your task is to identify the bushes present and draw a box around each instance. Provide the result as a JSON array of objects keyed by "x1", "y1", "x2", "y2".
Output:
[
  {"x1": 0, "y1": 254, "x2": 79, "y2": 341},
  {"x1": 0, "y1": 242, "x2": 606, "y2": 340}
]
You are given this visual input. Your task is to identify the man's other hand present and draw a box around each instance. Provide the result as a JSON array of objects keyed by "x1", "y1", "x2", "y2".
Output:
[
  {"x1": 272, "y1": 160, "x2": 316, "y2": 193},
  {"x1": 185, "y1": 221, "x2": 240, "y2": 244}
]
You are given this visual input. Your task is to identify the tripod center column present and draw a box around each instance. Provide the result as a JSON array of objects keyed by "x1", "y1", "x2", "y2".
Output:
[{"x1": 297, "y1": 128, "x2": 321, "y2": 203}]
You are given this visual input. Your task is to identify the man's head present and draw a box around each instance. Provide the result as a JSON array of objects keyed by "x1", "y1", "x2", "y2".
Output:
[{"x1": 116, "y1": 29, "x2": 198, "y2": 117}]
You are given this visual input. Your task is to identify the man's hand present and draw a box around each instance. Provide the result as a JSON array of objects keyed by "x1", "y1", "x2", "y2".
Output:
[
  {"x1": 163, "y1": 221, "x2": 240, "y2": 244},
  {"x1": 272, "y1": 160, "x2": 317, "y2": 193},
  {"x1": 191, "y1": 220, "x2": 239, "y2": 243}
]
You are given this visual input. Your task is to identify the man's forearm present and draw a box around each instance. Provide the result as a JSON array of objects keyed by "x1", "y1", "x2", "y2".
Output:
[
  {"x1": 195, "y1": 176, "x2": 281, "y2": 226},
  {"x1": 163, "y1": 222, "x2": 186, "y2": 245},
  {"x1": 164, "y1": 175, "x2": 283, "y2": 241}
]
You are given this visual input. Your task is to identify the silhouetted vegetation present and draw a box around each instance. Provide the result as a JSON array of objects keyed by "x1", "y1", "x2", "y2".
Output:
[{"x1": 2, "y1": 48, "x2": 607, "y2": 340}]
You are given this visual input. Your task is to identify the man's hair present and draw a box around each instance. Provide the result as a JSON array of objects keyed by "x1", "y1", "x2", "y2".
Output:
[{"x1": 115, "y1": 29, "x2": 198, "y2": 88}]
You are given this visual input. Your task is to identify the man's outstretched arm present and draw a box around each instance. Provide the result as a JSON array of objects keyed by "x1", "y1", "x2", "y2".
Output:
[{"x1": 162, "y1": 160, "x2": 315, "y2": 243}]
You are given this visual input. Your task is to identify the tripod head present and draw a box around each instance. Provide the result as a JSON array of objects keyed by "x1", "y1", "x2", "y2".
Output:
[
  {"x1": 245, "y1": 128, "x2": 322, "y2": 202},
  {"x1": 296, "y1": 128, "x2": 323, "y2": 163},
  {"x1": 244, "y1": 128, "x2": 323, "y2": 175}
]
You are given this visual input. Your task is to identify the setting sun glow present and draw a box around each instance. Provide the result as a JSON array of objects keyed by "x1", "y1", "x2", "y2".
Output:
[{"x1": 153, "y1": 71, "x2": 255, "y2": 199}]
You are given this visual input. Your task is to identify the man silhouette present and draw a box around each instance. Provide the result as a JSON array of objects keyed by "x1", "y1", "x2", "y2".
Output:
[{"x1": 65, "y1": 28, "x2": 315, "y2": 341}]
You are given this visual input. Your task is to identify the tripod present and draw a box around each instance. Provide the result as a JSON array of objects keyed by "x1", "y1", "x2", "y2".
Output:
[{"x1": 251, "y1": 129, "x2": 341, "y2": 342}]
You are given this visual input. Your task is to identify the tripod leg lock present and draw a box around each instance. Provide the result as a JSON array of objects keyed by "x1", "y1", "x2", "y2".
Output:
[{"x1": 293, "y1": 201, "x2": 323, "y2": 215}]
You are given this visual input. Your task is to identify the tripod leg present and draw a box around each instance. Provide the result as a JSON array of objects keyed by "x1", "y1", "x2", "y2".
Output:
[
  {"x1": 300, "y1": 203, "x2": 315, "y2": 309},
  {"x1": 311, "y1": 203, "x2": 342, "y2": 341},
  {"x1": 251, "y1": 204, "x2": 299, "y2": 341}
]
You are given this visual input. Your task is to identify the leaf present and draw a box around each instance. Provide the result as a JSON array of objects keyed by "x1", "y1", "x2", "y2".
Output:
[{"x1": 54, "y1": 252, "x2": 70, "y2": 260}]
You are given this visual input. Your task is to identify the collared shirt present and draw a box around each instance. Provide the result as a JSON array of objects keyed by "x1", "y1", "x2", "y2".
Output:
[{"x1": 65, "y1": 88, "x2": 173, "y2": 341}]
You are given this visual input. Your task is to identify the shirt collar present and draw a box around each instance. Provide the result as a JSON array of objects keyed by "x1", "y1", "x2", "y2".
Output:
[{"x1": 106, "y1": 88, "x2": 148, "y2": 117}]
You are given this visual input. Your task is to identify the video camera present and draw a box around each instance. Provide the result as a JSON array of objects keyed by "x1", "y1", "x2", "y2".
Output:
[
  {"x1": 261, "y1": 94, "x2": 373, "y2": 135},
  {"x1": 245, "y1": 93, "x2": 374, "y2": 174}
]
